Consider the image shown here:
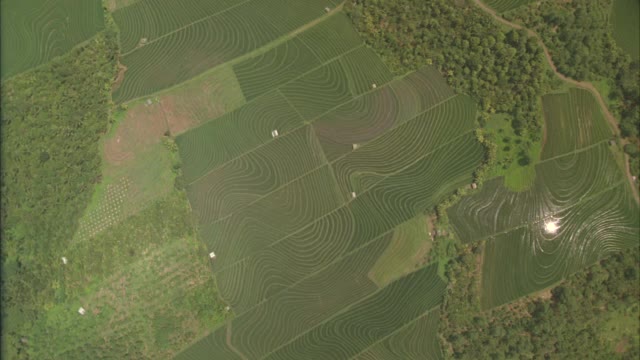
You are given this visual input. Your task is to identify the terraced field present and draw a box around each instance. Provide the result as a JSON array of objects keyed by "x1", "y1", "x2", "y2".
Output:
[
  {"x1": 448, "y1": 88, "x2": 640, "y2": 309},
  {"x1": 112, "y1": 0, "x2": 343, "y2": 102},
  {"x1": 1, "y1": 0, "x2": 104, "y2": 78},
  {"x1": 172, "y1": 9, "x2": 483, "y2": 358},
  {"x1": 541, "y1": 88, "x2": 611, "y2": 160},
  {"x1": 356, "y1": 309, "x2": 444, "y2": 360}
]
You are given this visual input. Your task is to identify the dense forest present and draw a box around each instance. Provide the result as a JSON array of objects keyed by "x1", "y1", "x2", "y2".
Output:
[
  {"x1": 504, "y1": 0, "x2": 640, "y2": 173},
  {"x1": 440, "y1": 243, "x2": 639, "y2": 359},
  {"x1": 0, "y1": 28, "x2": 118, "y2": 357},
  {"x1": 346, "y1": 0, "x2": 551, "y2": 161}
]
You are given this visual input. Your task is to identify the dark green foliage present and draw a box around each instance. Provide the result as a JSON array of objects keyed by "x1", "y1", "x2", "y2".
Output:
[
  {"x1": 505, "y1": 0, "x2": 640, "y2": 144},
  {"x1": 345, "y1": 0, "x2": 549, "y2": 142},
  {"x1": 440, "y1": 245, "x2": 640, "y2": 359},
  {"x1": 1, "y1": 30, "x2": 118, "y2": 358},
  {"x1": 505, "y1": 0, "x2": 625, "y2": 81},
  {"x1": 624, "y1": 143, "x2": 639, "y2": 157}
]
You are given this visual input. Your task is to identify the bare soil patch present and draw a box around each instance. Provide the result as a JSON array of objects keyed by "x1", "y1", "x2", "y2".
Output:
[
  {"x1": 615, "y1": 338, "x2": 629, "y2": 354},
  {"x1": 104, "y1": 102, "x2": 168, "y2": 166},
  {"x1": 159, "y1": 79, "x2": 229, "y2": 135}
]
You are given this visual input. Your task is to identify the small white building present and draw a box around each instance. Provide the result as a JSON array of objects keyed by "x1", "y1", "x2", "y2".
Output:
[
  {"x1": 325, "y1": 7, "x2": 331, "y2": 12},
  {"x1": 352, "y1": 143, "x2": 360, "y2": 150},
  {"x1": 209, "y1": 251, "x2": 216, "y2": 259},
  {"x1": 61, "y1": 257, "x2": 68, "y2": 265},
  {"x1": 225, "y1": 306, "x2": 231, "y2": 311},
  {"x1": 78, "y1": 307, "x2": 86, "y2": 315},
  {"x1": 271, "y1": 129, "x2": 279, "y2": 138},
  {"x1": 371, "y1": 83, "x2": 377, "y2": 89},
  {"x1": 351, "y1": 192, "x2": 357, "y2": 199}
]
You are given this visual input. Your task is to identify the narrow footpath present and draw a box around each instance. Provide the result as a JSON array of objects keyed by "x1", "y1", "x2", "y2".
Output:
[{"x1": 473, "y1": 0, "x2": 639, "y2": 203}]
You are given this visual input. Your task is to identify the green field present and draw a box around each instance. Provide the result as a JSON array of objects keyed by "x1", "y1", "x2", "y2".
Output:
[
  {"x1": 611, "y1": 0, "x2": 640, "y2": 59},
  {"x1": 112, "y1": 0, "x2": 341, "y2": 102},
  {"x1": 1, "y1": 0, "x2": 105, "y2": 78},
  {"x1": 3, "y1": 0, "x2": 639, "y2": 358},
  {"x1": 356, "y1": 309, "x2": 444, "y2": 360},
  {"x1": 448, "y1": 88, "x2": 640, "y2": 309},
  {"x1": 170, "y1": 8, "x2": 483, "y2": 357}
]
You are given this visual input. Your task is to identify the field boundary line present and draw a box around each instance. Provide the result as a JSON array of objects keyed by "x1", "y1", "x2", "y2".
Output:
[
  {"x1": 172, "y1": 322, "x2": 228, "y2": 359},
  {"x1": 194, "y1": 229, "x2": 395, "y2": 351},
  {"x1": 537, "y1": 139, "x2": 609, "y2": 165},
  {"x1": 225, "y1": 320, "x2": 249, "y2": 360},
  {"x1": 194, "y1": 95, "x2": 462, "y2": 234},
  {"x1": 183, "y1": 47, "x2": 420, "y2": 187},
  {"x1": 308, "y1": 125, "x2": 349, "y2": 203},
  {"x1": 258, "y1": 267, "x2": 443, "y2": 359},
  {"x1": 2, "y1": 31, "x2": 105, "y2": 82},
  {"x1": 118, "y1": 4, "x2": 348, "y2": 104},
  {"x1": 193, "y1": 95, "x2": 463, "y2": 230},
  {"x1": 119, "y1": 0, "x2": 255, "y2": 57},
  {"x1": 461, "y1": 180, "x2": 628, "y2": 245},
  {"x1": 207, "y1": 128, "x2": 476, "y2": 273},
  {"x1": 347, "y1": 307, "x2": 441, "y2": 359},
  {"x1": 229, "y1": 229, "x2": 394, "y2": 318},
  {"x1": 277, "y1": 88, "x2": 307, "y2": 123},
  {"x1": 480, "y1": 279, "x2": 564, "y2": 312}
]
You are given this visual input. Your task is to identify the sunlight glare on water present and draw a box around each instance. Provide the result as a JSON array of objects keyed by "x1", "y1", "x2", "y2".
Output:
[{"x1": 543, "y1": 219, "x2": 560, "y2": 234}]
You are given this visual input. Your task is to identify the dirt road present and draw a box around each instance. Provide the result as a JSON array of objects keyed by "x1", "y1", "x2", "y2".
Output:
[{"x1": 473, "y1": 0, "x2": 639, "y2": 203}]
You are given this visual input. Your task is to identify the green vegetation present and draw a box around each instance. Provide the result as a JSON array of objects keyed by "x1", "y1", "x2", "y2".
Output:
[
  {"x1": 540, "y1": 88, "x2": 612, "y2": 160},
  {"x1": 115, "y1": 63, "x2": 246, "y2": 135},
  {"x1": 440, "y1": 243, "x2": 640, "y2": 359},
  {"x1": 3, "y1": 0, "x2": 638, "y2": 358},
  {"x1": 1, "y1": 7, "x2": 229, "y2": 358},
  {"x1": 264, "y1": 264, "x2": 446, "y2": 359},
  {"x1": 504, "y1": 0, "x2": 640, "y2": 162},
  {"x1": 344, "y1": 0, "x2": 560, "y2": 196},
  {"x1": 480, "y1": 113, "x2": 540, "y2": 191},
  {"x1": 346, "y1": 0, "x2": 550, "y2": 146},
  {"x1": 611, "y1": 0, "x2": 640, "y2": 60},
  {"x1": 26, "y1": 192, "x2": 227, "y2": 359},
  {"x1": 368, "y1": 215, "x2": 433, "y2": 287},
  {"x1": 448, "y1": 87, "x2": 638, "y2": 309},
  {"x1": 357, "y1": 309, "x2": 444, "y2": 360},
  {"x1": 1, "y1": 30, "x2": 118, "y2": 359},
  {"x1": 112, "y1": 0, "x2": 339, "y2": 102},
  {"x1": 176, "y1": 91, "x2": 305, "y2": 183},
  {"x1": 505, "y1": 0, "x2": 626, "y2": 81},
  {"x1": 0, "y1": 0, "x2": 105, "y2": 78},
  {"x1": 484, "y1": 0, "x2": 535, "y2": 13},
  {"x1": 171, "y1": 8, "x2": 483, "y2": 357}
]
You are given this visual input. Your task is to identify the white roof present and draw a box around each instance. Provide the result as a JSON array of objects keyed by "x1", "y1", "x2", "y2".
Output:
[
  {"x1": 209, "y1": 251, "x2": 216, "y2": 259},
  {"x1": 78, "y1": 307, "x2": 86, "y2": 315}
]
